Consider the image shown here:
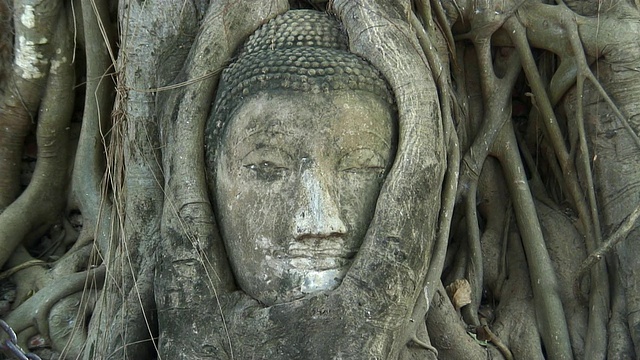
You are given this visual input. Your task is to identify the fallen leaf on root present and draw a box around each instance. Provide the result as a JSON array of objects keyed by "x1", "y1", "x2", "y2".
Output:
[{"x1": 446, "y1": 279, "x2": 472, "y2": 310}]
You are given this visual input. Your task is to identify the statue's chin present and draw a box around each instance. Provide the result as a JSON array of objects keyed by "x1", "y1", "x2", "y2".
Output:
[
  {"x1": 300, "y1": 267, "x2": 347, "y2": 294},
  {"x1": 243, "y1": 257, "x2": 353, "y2": 305},
  {"x1": 288, "y1": 256, "x2": 351, "y2": 294}
]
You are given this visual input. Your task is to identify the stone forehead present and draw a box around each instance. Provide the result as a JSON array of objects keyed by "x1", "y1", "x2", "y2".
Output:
[{"x1": 208, "y1": 9, "x2": 394, "y2": 138}]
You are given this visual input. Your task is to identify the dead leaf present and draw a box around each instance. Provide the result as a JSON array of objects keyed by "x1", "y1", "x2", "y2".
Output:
[{"x1": 446, "y1": 279, "x2": 472, "y2": 310}]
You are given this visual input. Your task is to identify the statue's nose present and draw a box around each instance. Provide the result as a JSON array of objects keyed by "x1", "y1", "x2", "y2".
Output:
[{"x1": 293, "y1": 168, "x2": 347, "y2": 240}]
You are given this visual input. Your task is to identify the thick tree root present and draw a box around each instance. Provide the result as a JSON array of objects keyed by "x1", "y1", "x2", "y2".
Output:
[
  {"x1": 0, "y1": 8, "x2": 74, "y2": 270},
  {"x1": 0, "y1": 0, "x2": 62, "y2": 209},
  {"x1": 426, "y1": 281, "x2": 501, "y2": 359},
  {"x1": 3, "y1": 266, "x2": 105, "y2": 345}
]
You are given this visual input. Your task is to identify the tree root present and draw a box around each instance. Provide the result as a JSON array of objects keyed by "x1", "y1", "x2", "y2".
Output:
[
  {"x1": 537, "y1": 201, "x2": 589, "y2": 357},
  {"x1": 0, "y1": 0, "x2": 62, "y2": 209},
  {"x1": 0, "y1": 259, "x2": 46, "y2": 282},
  {"x1": 492, "y1": 119, "x2": 573, "y2": 358},
  {"x1": 69, "y1": 0, "x2": 116, "y2": 257},
  {"x1": 5, "y1": 246, "x2": 50, "y2": 307},
  {"x1": 442, "y1": 0, "x2": 528, "y2": 336},
  {"x1": 49, "y1": 290, "x2": 99, "y2": 358},
  {"x1": 608, "y1": 264, "x2": 637, "y2": 359},
  {"x1": 408, "y1": 8, "x2": 460, "y2": 344},
  {"x1": 491, "y1": 230, "x2": 545, "y2": 359},
  {"x1": 575, "y1": 204, "x2": 640, "y2": 299},
  {"x1": 426, "y1": 281, "x2": 500, "y2": 359},
  {"x1": 3, "y1": 266, "x2": 106, "y2": 345},
  {"x1": 504, "y1": 13, "x2": 610, "y2": 358},
  {"x1": 478, "y1": 317, "x2": 513, "y2": 360},
  {"x1": 0, "y1": 9, "x2": 75, "y2": 269}
]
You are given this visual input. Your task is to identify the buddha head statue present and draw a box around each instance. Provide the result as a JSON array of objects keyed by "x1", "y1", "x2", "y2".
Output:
[{"x1": 205, "y1": 9, "x2": 396, "y2": 306}]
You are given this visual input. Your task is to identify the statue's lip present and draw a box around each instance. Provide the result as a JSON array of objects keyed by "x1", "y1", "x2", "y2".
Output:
[
  {"x1": 286, "y1": 245, "x2": 357, "y2": 259},
  {"x1": 288, "y1": 254, "x2": 353, "y2": 271}
]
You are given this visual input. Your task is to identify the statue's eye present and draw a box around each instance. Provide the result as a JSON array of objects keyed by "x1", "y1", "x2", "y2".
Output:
[
  {"x1": 244, "y1": 161, "x2": 290, "y2": 181},
  {"x1": 242, "y1": 147, "x2": 292, "y2": 181},
  {"x1": 338, "y1": 149, "x2": 386, "y2": 176}
]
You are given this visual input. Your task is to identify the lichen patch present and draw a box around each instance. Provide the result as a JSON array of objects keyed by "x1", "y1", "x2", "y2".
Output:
[
  {"x1": 20, "y1": 5, "x2": 36, "y2": 29},
  {"x1": 50, "y1": 52, "x2": 68, "y2": 75},
  {"x1": 15, "y1": 36, "x2": 49, "y2": 79}
]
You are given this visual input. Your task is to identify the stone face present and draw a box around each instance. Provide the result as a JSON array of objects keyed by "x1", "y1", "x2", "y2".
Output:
[{"x1": 213, "y1": 89, "x2": 396, "y2": 305}]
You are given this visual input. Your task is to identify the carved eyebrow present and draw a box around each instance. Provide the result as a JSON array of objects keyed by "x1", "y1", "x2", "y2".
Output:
[
  {"x1": 363, "y1": 130, "x2": 392, "y2": 149},
  {"x1": 341, "y1": 129, "x2": 393, "y2": 151},
  {"x1": 233, "y1": 129, "x2": 291, "y2": 148},
  {"x1": 231, "y1": 130, "x2": 295, "y2": 161}
]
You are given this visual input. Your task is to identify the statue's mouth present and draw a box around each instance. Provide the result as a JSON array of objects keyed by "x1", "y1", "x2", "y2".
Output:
[
  {"x1": 287, "y1": 255, "x2": 353, "y2": 271},
  {"x1": 287, "y1": 248, "x2": 357, "y2": 259},
  {"x1": 286, "y1": 239, "x2": 357, "y2": 260},
  {"x1": 261, "y1": 240, "x2": 358, "y2": 272}
]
